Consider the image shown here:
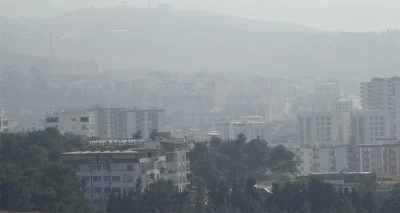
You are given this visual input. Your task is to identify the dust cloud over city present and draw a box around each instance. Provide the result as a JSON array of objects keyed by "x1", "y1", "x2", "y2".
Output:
[{"x1": 1, "y1": 1, "x2": 400, "y2": 213}]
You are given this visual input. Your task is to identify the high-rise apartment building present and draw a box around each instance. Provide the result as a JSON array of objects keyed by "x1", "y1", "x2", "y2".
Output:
[
  {"x1": 334, "y1": 98, "x2": 353, "y2": 142},
  {"x1": 350, "y1": 110, "x2": 391, "y2": 145},
  {"x1": 314, "y1": 80, "x2": 341, "y2": 110},
  {"x1": 360, "y1": 77, "x2": 400, "y2": 138},
  {"x1": 126, "y1": 108, "x2": 165, "y2": 139},
  {"x1": 85, "y1": 106, "x2": 166, "y2": 140},
  {"x1": 298, "y1": 111, "x2": 338, "y2": 145},
  {"x1": 88, "y1": 106, "x2": 127, "y2": 139}
]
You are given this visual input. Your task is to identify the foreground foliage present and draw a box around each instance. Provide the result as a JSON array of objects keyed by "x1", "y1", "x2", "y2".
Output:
[{"x1": 0, "y1": 129, "x2": 90, "y2": 212}]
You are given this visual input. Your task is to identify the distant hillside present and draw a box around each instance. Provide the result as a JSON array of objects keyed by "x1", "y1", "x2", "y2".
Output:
[{"x1": 1, "y1": 6, "x2": 400, "y2": 81}]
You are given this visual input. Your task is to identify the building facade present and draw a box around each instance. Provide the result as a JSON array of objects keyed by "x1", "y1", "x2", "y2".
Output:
[
  {"x1": 360, "y1": 77, "x2": 400, "y2": 139},
  {"x1": 350, "y1": 110, "x2": 391, "y2": 145},
  {"x1": 126, "y1": 108, "x2": 165, "y2": 139},
  {"x1": 298, "y1": 111, "x2": 338, "y2": 145},
  {"x1": 352, "y1": 140, "x2": 400, "y2": 176},
  {"x1": 215, "y1": 118, "x2": 267, "y2": 141},
  {"x1": 43, "y1": 107, "x2": 92, "y2": 137},
  {"x1": 0, "y1": 109, "x2": 8, "y2": 133},
  {"x1": 62, "y1": 138, "x2": 190, "y2": 207},
  {"x1": 88, "y1": 106, "x2": 127, "y2": 139},
  {"x1": 295, "y1": 143, "x2": 348, "y2": 176}
]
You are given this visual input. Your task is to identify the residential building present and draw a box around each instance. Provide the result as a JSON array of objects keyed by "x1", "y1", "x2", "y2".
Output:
[
  {"x1": 350, "y1": 110, "x2": 391, "y2": 145},
  {"x1": 314, "y1": 80, "x2": 341, "y2": 110},
  {"x1": 126, "y1": 108, "x2": 165, "y2": 139},
  {"x1": 43, "y1": 107, "x2": 92, "y2": 137},
  {"x1": 333, "y1": 98, "x2": 353, "y2": 142},
  {"x1": 360, "y1": 77, "x2": 400, "y2": 138},
  {"x1": 298, "y1": 111, "x2": 338, "y2": 145},
  {"x1": 295, "y1": 143, "x2": 348, "y2": 176},
  {"x1": 62, "y1": 138, "x2": 190, "y2": 207},
  {"x1": 0, "y1": 109, "x2": 8, "y2": 133},
  {"x1": 318, "y1": 144, "x2": 348, "y2": 173},
  {"x1": 295, "y1": 146, "x2": 319, "y2": 176},
  {"x1": 88, "y1": 106, "x2": 127, "y2": 139},
  {"x1": 352, "y1": 140, "x2": 400, "y2": 176},
  {"x1": 215, "y1": 116, "x2": 267, "y2": 140}
]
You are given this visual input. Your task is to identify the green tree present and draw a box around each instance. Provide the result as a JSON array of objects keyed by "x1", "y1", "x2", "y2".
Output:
[
  {"x1": 132, "y1": 130, "x2": 142, "y2": 141},
  {"x1": 149, "y1": 129, "x2": 158, "y2": 140},
  {"x1": 0, "y1": 129, "x2": 90, "y2": 212}
]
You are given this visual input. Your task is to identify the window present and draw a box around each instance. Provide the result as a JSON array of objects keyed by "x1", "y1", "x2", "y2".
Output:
[
  {"x1": 127, "y1": 165, "x2": 133, "y2": 171},
  {"x1": 93, "y1": 164, "x2": 102, "y2": 171},
  {"x1": 80, "y1": 117, "x2": 89, "y2": 122},
  {"x1": 71, "y1": 118, "x2": 77, "y2": 122},
  {"x1": 104, "y1": 176, "x2": 110, "y2": 182},
  {"x1": 104, "y1": 187, "x2": 111, "y2": 193},
  {"x1": 123, "y1": 175, "x2": 134, "y2": 183},
  {"x1": 82, "y1": 176, "x2": 90, "y2": 182},
  {"x1": 103, "y1": 164, "x2": 110, "y2": 171},
  {"x1": 112, "y1": 176, "x2": 121, "y2": 182},
  {"x1": 112, "y1": 187, "x2": 121, "y2": 194},
  {"x1": 93, "y1": 176, "x2": 101, "y2": 182},
  {"x1": 93, "y1": 187, "x2": 102, "y2": 194},
  {"x1": 45, "y1": 117, "x2": 59, "y2": 123}
]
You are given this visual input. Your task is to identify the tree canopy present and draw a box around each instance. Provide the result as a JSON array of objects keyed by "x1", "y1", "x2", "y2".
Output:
[{"x1": 0, "y1": 128, "x2": 90, "y2": 212}]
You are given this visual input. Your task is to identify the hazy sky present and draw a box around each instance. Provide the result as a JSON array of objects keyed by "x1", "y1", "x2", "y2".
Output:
[{"x1": 2, "y1": 0, "x2": 400, "y2": 31}]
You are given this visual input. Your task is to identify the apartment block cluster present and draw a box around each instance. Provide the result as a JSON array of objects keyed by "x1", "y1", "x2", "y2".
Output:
[
  {"x1": 296, "y1": 77, "x2": 400, "y2": 178},
  {"x1": 62, "y1": 138, "x2": 189, "y2": 207}
]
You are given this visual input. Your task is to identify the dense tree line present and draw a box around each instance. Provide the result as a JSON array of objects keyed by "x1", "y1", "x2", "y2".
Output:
[
  {"x1": 0, "y1": 129, "x2": 90, "y2": 212},
  {"x1": 3, "y1": 130, "x2": 400, "y2": 213},
  {"x1": 108, "y1": 134, "x2": 400, "y2": 213}
]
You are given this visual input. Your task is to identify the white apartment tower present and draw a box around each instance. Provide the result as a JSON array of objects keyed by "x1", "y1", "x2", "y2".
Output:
[
  {"x1": 298, "y1": 111, "x2": 338, "y2": 145},
  {"x1": 360, "y1": 77, "x2": 400, "y2": 139},
  {"x1": 350, "y1": 110, "x2": 391, "y2": 145},
  {"x1": 88, "y1": 106, "x2": 127, "y2": 140}
]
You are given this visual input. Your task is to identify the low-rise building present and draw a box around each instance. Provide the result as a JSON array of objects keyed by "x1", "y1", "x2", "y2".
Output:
[
  {"x1": 215, "y1": 116, "x2": 267, "y2": 140},
  {"x1": 62, "y1": 138, "x2": 190, "y2": 207},
  {"x1": 295, "y1": 143, "x2": 348, "y2": 176},
  {"x1": 352, "y1": 140, "x2": 400, "y2": 176}
]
